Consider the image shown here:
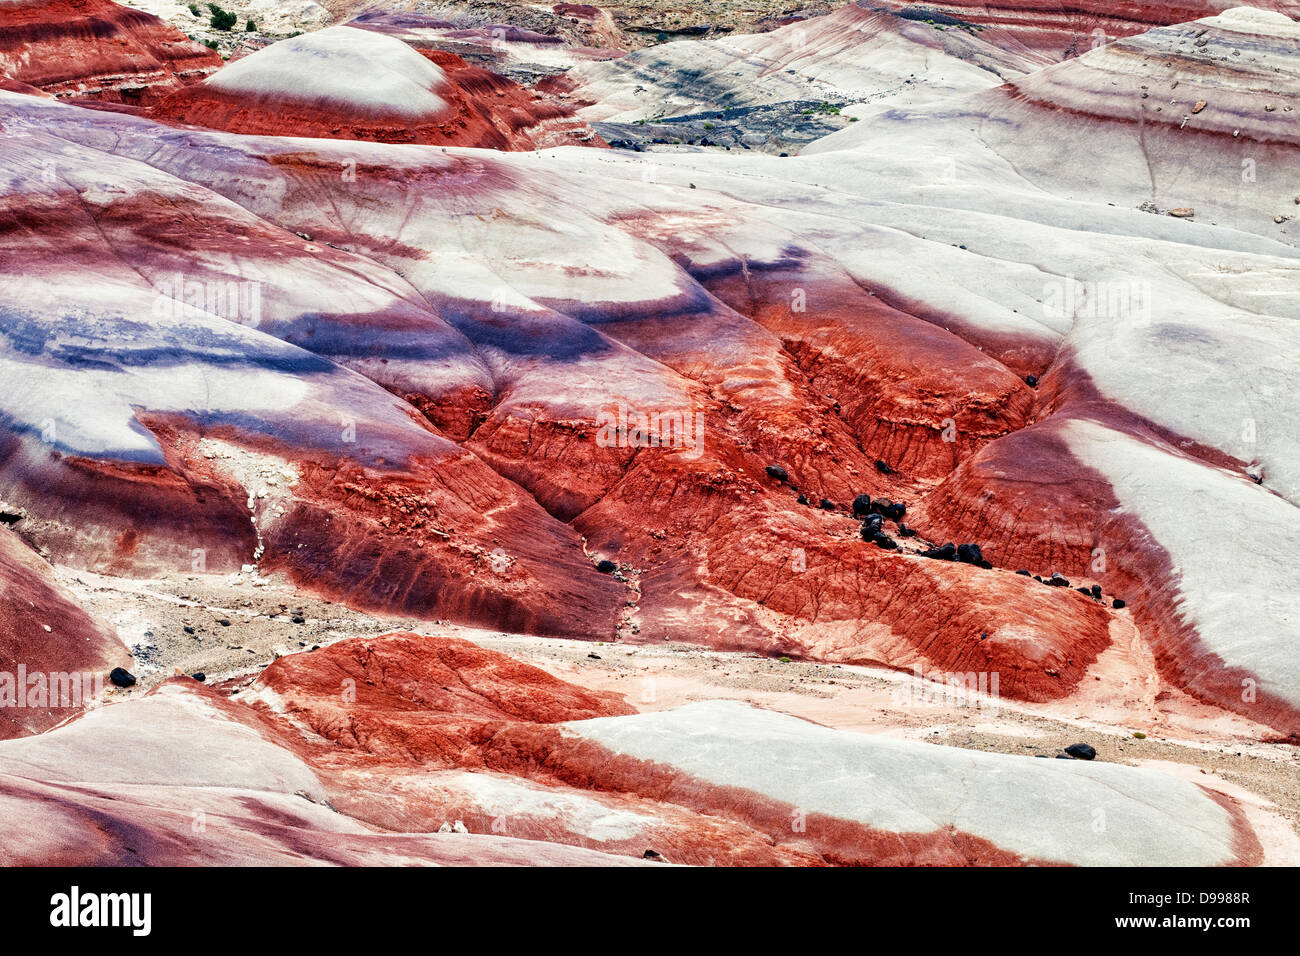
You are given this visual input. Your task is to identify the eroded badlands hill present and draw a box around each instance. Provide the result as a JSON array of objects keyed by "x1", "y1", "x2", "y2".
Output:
[
  {"x1": 152, "y1": 25, "x2": 604, "y2": 148},
  {"x1": 0, "y1": 0, "x2": 1299, "y2": 865},
  {"x1": 0, "y1": 0, "x2": 220, "y2": 102},
  {"x1": 0, "y1": 634, "x2": 1268, "y2": 865},
  {"x1": 866, "y1": 0, "x2": 1300, "y2": 57}
]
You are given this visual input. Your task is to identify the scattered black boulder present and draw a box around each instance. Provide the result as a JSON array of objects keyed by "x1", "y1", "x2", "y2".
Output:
[
  {"x1": 797, "y1": 494, "x2": 809, "y2": 506},
  {"x1": 291, "y1": 615, "x2": 305, "y2": 625},
  {"x1": 1015, "y1": 569, "x2": 1031, "y2": 576},
  {"x1": 875, "y1": 459, "x2": 893, "y2": 474},
  {"x1": 0, "y1": 511, "x2": 21, "y2": 526},
  {"x1": 819, "y1": 498, "x2": 835, "y2": 510},
  {"x1": 1090, "y1": 584, "x2": 1102, "y2": 598},
  {"x1": 1112, "y1": 598, "x2": 1126, "y2": 609},
  {"x1": 587, "y1": 653, "x2": 601, "y2": 660},
  {"x1": 862, "y1": 513, "x2": 884, "y2": 533},
  {"x1": 191, "y1": 672, "x2": 206, "y2": 683},
  {"x1": 643, "y1": 849, "x2": 662, "y2": 860},
  {"x1": 896, "y1": 522, "x2": 916, "y2": 538},
  {"x1": 765, "y1": 464, "x2": 789, "y2": 482},
  {"x1": 851, "y1": 494, "x2": 872, "y2": 517},
  {"x1": 872, "y1": 533, "x2": 897, "y2": 550},
  {"x1": 1064, "y1": 743, "x2": 1097, "y2": 760},
  {"x1": 1046, "y1": 573, "x2": 1070, "y2": 588},
  {"x1": 956, "y1": 543, "x2": 984, "y2": 565},
  {"x1": 1076, "y1": 586, "x2": 1091, "y2": 596},
  {"x1": 183, "y1": 625, "x2": 196, "y2": 634},
  {"x1": 109, "y1": 667, "x2": 136, "y2": 688},
  {"x1": 1025, "y1": 374, "x2": 1039, "y2": 387},
  {"x1": 921, "y1": 542, "x2": 958, "y2": 561},
  {"x1": 596, "y1": 559, "x2": 618, "y2": 574},
  {"x1": 217, "y1": 618, "x2": 231, "y2": 626},
  {"x1": 870, "y1": 498, "x2": 906, "y2": 520}
]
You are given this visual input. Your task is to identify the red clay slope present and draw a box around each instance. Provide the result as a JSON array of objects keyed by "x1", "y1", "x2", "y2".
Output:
[
  {"x1": 0, "y1": 528, "x2": 127, "y2": 739},
  {"x1": 255, "y1": 632, "x2": 634, "y2": 764},
  {"x1": 0, "y1": 0, "x2": 219, "y2": 104}
]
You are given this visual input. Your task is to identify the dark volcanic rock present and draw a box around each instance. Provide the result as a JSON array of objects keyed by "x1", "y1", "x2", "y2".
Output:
[
  {"x1": 870, "y1": 498, "x2": 905, "y2": 520},
  {"x1": 922, "y1": 543, "x2": 959, "y2": 561}
]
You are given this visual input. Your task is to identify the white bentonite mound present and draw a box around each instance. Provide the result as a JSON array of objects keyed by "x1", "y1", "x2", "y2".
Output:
[
  {"x1": 568, "y1": 700, "x2": 1247, "y2": 866},
  {"x1": 205, "y1": 25, "x2": 450, "y2": 119}
]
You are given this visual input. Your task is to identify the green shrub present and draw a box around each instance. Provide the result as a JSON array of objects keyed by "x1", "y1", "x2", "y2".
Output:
[
  {"x1": 246, "y1": 20, "x2": 257, "y2": 31},
  {"x1": 207, "y1": 3, "x2": 237, "y2": 30}
]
